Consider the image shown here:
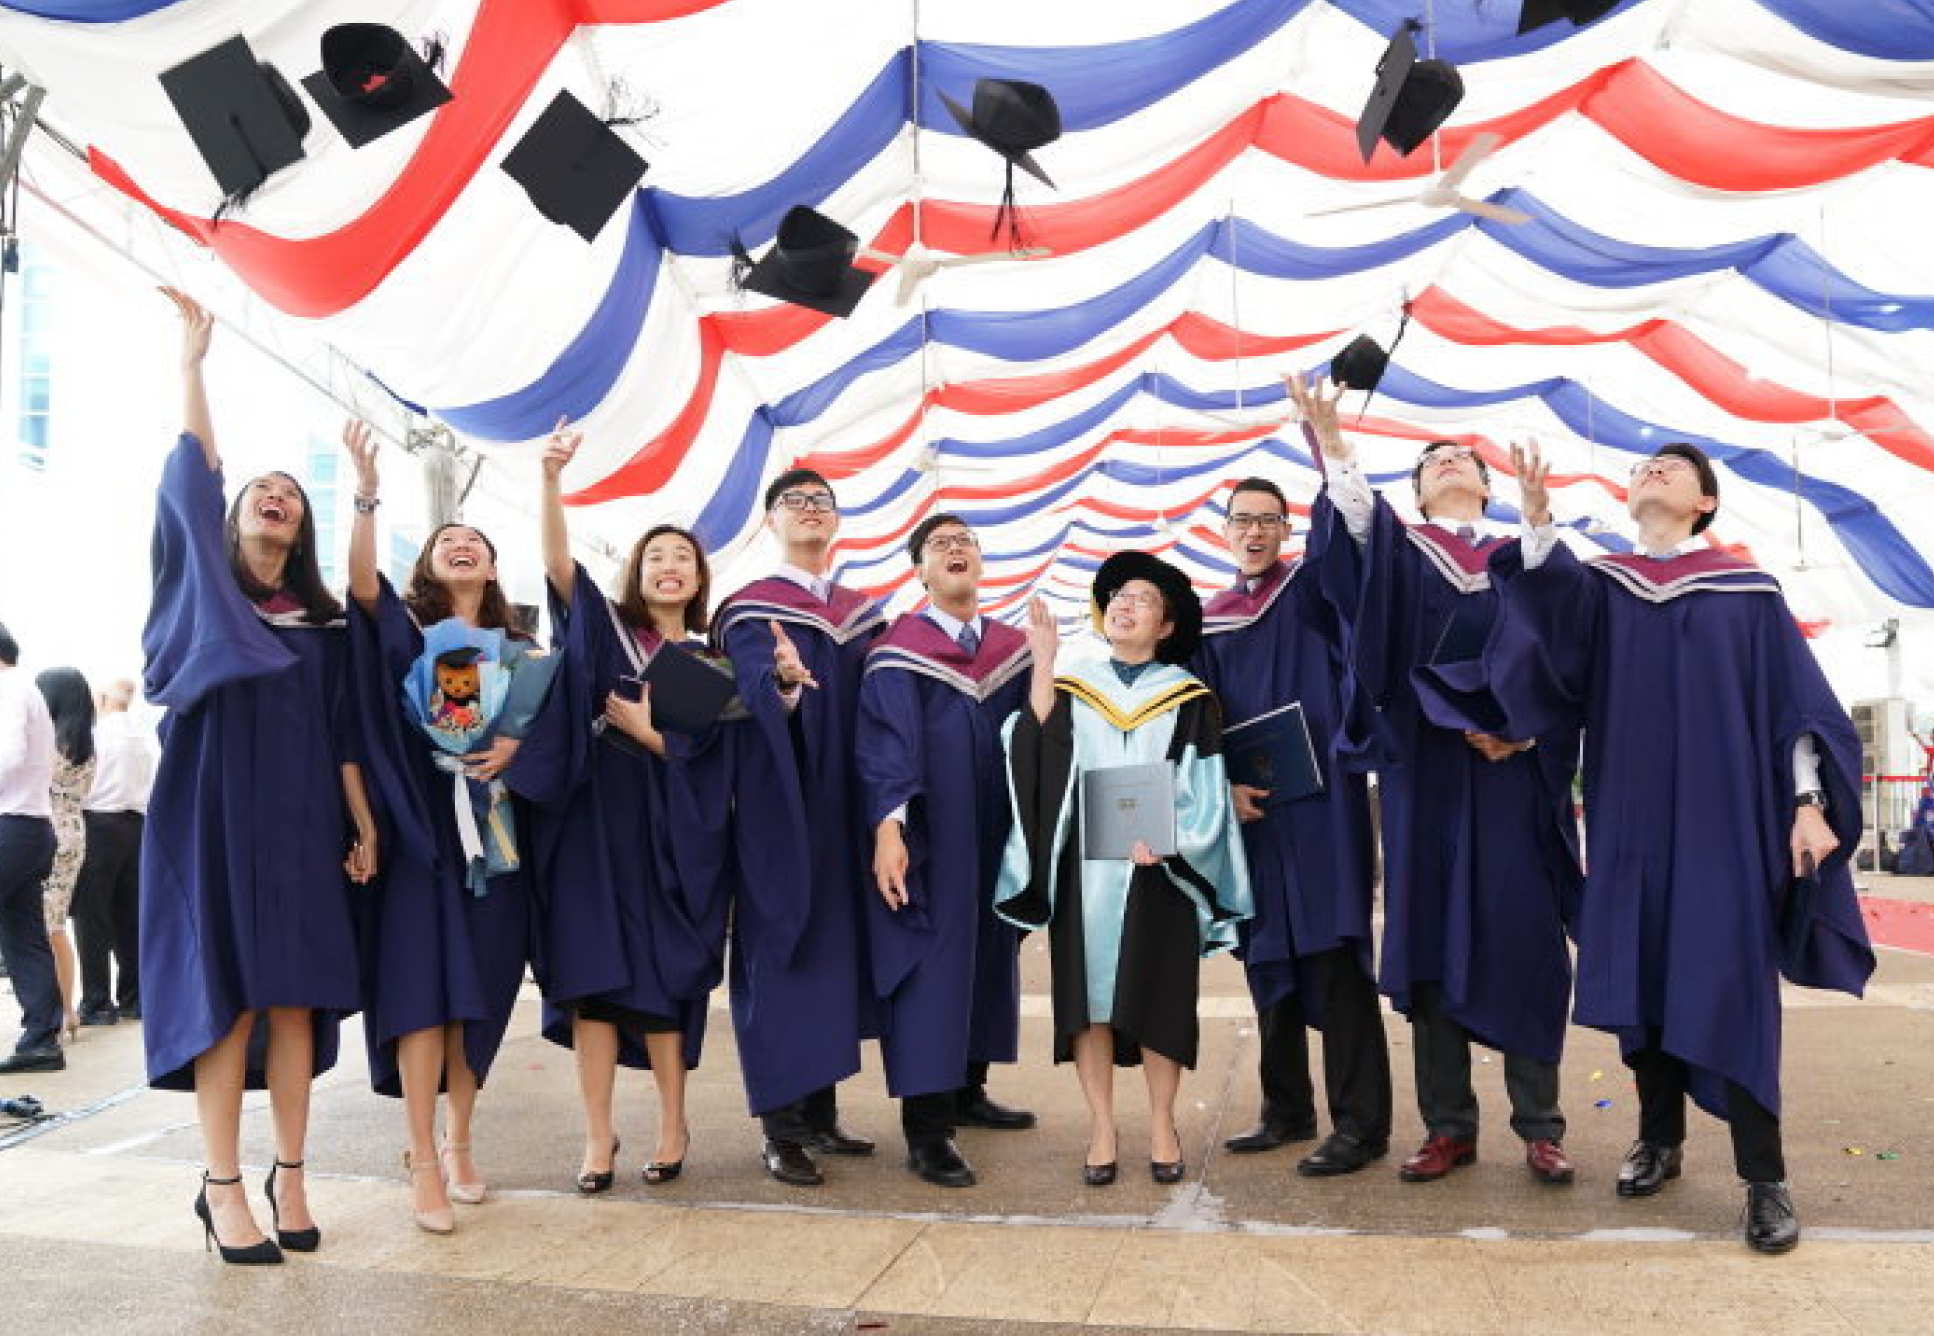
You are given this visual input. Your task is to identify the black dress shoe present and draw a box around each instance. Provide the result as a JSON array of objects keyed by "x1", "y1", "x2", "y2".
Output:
[
  {"x1": 908, "y1": 1138, "x2": 977, "y2": 1188},
  {"x1": 762, "y1": 1139, "x2": 824, "y2": 1187},
  {"x1": 1082, "y1": 1161, "x2": 1118, "y2": 1186},
  {"x1": 1224, "y1": 1118, "x2": 1318, "y2": 1155},
  {"x1": 1615, "y1": 1140, "x2": 1683, "y2": 1198},
  {"x1": 956, "y1": 1089, "x2": 1037, "y2": 1131},
  {"x1": 0, "y1": 1048, "x2": 64, "y2": 1074},
  {"x1": 1150, "y1": 1159, "x2": 1186, "y2": 1184},
  {"x1": 118, "y1": 1003, "x2": 142, "y2": 1021},
  {"x1": 1743, "y1": 1182, "x2": 1800, "y2": 1254},
  {"x1": 1296, "y1": 1131, "x2": 1390, "y2": 1178},
  {"x1": 804, "y1": 1125, "x2": 875, "y2": 1157},
  {"x1": 77, "y1": 1006, "x2": 118, "y2": 1027}
]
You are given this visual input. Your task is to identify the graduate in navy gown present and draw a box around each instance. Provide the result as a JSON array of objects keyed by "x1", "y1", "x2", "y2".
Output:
[
  {"x1": 341, "y1": 423, "x2": 552, "y2": 1235},
  {"x1": 142, "y1": 290, "x2": 380, "y2": 1264},
  {"x1": 1191, "y1": 477, "x2": 1391, "y2": 1177},
  {"x1": 531, "y1": 424, "x2": 737, "y2": 1192},
  {"x1": 712, "y1": 467, "x2": 884, "y2": 1187},
  {"x1": 858, "y1": 514, "x2": 1036, "y2": 1189},
  {"x1": 997, "y1": 558, "x2": 1253, "y2": 1186},
  {"x1": 1418, "y1": 440, "x2": 1873, "y2": 1253},
  {"x1": 1290, "y1": 372, "x2": 1584, "y2": 1188}
]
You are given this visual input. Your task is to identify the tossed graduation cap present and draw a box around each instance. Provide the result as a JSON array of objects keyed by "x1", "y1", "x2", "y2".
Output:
[
  {"x1": 730, "y1": 205, "x2": 877, "y2": 319},
  {"x1": 1517, "y1": 0, "x2": 1621, "y2": 34},
  {"x1": 1355, "y1": 20, "x2": 1465, "y2": 163},
  {"x1": 301, "y1": 23, "x2": 452, "y2": 150},
  {"x1": 1329, "y1": 301, "x2": 1415, "y2": 419},
  {"x1": 501, "y1": 89, "x2": 649, "y2": 242},
  {"x1": 940, "y1": 78, "x2": 1061, "y2": 249},
  {"x1": 159, "y1": 35, "x2": 310, "y2": 205}
]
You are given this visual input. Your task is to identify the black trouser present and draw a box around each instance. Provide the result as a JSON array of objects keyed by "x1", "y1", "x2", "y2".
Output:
[
  {"x1": 760, "y1": 1084, "x2": 841, "y2": 1143},
  {"x1": 0, "y1": 815, "x2": 59, "y2": 1053},
  {"x1": 1409, "y1": 982, "x2": 1564, "y2": 1143},
  {"x1": 1255, "y1": 946, "x2": 1393, "y2": 1144},
  {"x1": 72, "y1": 810, "x2": 143, "y2": 1014},
  {"x1": 1628, "y1": 1044, "x2": 1785, "y2": 1183},
  {"x1": 897, "y1": 1061, "x2": 996, "y2": 1147}
]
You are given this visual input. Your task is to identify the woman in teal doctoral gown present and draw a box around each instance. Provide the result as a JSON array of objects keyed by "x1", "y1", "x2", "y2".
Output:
[{"x1": 996, "y1": 553, "x2": 1251, "y2": 1186}]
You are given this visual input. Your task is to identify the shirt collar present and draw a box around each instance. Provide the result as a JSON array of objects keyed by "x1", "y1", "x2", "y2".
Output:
[
  {"x1": 774, "y1": 563, "x2": 831, "y2": 600},
  {"x1": 1638, "y1": 535, "x2": 1706, "y2": 561},
  {"x1": 920, "y1": 604, "x2": 981, "y2": 643}
]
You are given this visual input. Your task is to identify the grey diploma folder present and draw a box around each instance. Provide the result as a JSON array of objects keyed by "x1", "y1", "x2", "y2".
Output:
[{"x1": 1081, "y1": 762, "x2": 1178, "y2": 861}]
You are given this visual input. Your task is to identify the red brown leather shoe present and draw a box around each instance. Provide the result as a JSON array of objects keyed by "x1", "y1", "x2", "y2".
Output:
[
  {"x1": 1398, "y1": 1135, "x2": 1477, "y2": 1182},
  {"x1": 1525, "y1": 1139, "x2": 1575, "y2": 1184}
]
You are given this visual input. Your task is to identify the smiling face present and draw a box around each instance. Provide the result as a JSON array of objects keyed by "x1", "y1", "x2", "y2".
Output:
[
  {"x1": 1224, "y1": 487, "x2": 1288, "y2": 578},
  {"x1": 1414, "y1": 443, "x2": 1490, "y2": 520},
  {"x1": 917, "y1": 521, "x2": 982, "y2": 606},
  {"x1": 1627, "y1": 453, "x2": 1716, "y2": 532},
  {"x1": 637, "y1": 531, "x2": 701, "y2": 619},
  {"x1": 234, "y1": 473, "x2": 307, "y2": 548},
  {"x1": 428, "y1": 525, "x2": 498, "y2": 587},
  {"x1": 767, "y1": 483, "x2": 840, "y2": 555},
  {"x1": 1103, "y1": 578, "x2": 1175, "y2": 660}
]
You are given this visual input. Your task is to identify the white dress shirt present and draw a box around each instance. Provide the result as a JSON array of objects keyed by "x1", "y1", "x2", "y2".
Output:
[
  {"x1": 1327, "y1": 461, "x2": 1506, "y2": 546},
  {"x1": 84, "y1": 712, "x2": 158, "y2": 815},
  {"x1": 0, "y1": 667, "x2": 57, "y2": 820}
]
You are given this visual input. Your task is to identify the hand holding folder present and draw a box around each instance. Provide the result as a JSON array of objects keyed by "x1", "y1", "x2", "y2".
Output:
[{"x1": 1224, "y1": 702, "x2": 1324, "y2": 807}]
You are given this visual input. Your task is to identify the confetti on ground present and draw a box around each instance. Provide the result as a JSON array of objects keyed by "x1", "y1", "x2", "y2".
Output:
[
  {"x1": 1844, "y1": 1146, "x2": 1865, "y2": 1156},
  {"x1": 1593, "y1": 1099, "x2": 1612, "y2": 1109},
  {"x1": 1877, "y1": 1151, "x2": 1902, "y2": 1161},
  {"x1": 1590, "y1": 1070, "x2": 1604, "y2": 1082}
]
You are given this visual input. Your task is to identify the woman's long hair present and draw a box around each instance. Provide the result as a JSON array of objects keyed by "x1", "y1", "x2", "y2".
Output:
[
  {"x1": 224, "y1": 472, "x2": 343, "y2": 625},
  {"x1": 404, "y1": 523, "x2": 528, "y2": 638},
  {"x1": 613, "y1": 524, "x2": 711, "y2": 636},
  {"x1": 34, "y1": 667, "x2": 96, "y2": 766}
]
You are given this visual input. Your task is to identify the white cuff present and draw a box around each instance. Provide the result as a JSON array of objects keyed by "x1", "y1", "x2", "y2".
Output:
[
  {"x1": 778, "y1": 681, "x2": 803, "y2": 713},
  {"x1": 1327, "y1": 461, "x2": 1375, "y2": 545},
  {"x1": 1520, "y1": 521, "x2": 1560, "y2": 569},
  {"x1": 883, "y1": 804, "x2": 908, "y2": 827},
  {"x1": 1793, "y1": 733, "x2": 1822, "y2": 795}
]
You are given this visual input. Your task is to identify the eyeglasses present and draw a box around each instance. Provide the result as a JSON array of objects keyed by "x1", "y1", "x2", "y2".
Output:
[
  {"x1": 774, "y1": 491, "x2": 837, "y2": 513},
  {"x1": 1106, "y1": 589, "x2": 1164, "y2": 611},
  {"x1": 1421, "y1": 446, "x2": 1478, "y2": 466},
  {"x1": 1629, "y1": 456, "x2": 1696, "y2": 481},
  {"x1": 923, "y1": 532, "x2": 979, "y2": 556},
  {"x1": 1226, "y1": 513, "x2": 1287, "y2": 532}
]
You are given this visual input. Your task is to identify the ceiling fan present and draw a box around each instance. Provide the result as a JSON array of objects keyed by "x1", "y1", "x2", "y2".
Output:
[
  {"x1": 1306, "y1": 132, "x2": 1530, "y2": 225},
  {"x1": 860, "y1": 243, "x2": 1052, "y2": 306}
]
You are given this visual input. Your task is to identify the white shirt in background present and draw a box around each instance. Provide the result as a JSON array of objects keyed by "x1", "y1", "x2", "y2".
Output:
[
  {"x1": 0, "y1": 668, "x2": 57, "y2": 820},
  {"x1": 85, "y1": 711, "x2": 158, "y2": 815}
]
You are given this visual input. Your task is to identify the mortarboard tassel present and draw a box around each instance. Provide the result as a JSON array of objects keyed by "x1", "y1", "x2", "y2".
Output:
[{"x1": 727, "y1": 234, "x2": 756, "y2": 292}]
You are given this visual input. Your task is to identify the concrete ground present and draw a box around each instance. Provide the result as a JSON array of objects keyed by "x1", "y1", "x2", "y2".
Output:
[{"x1": 3, "y1": 874, "x2": 1931, "y2": 1334}]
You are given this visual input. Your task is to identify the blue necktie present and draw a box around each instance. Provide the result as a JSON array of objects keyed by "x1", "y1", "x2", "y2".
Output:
[
  {"x1": 1456, "y1": 524, "x2": 1477, "y2": 544},
  {"x1": 956, "y1": 623, "x2": 980, "y2": 657}
]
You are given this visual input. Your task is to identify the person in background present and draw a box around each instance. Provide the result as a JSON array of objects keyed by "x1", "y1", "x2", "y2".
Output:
[
  {"x1": 72, "y1": 678, "x2": 156, "y2": 1027},
  {"x1": 33, "y1": 667, "x2": 96, "y2": 1044},
  {"x1": 0, "y1": 621, "x2": 62, "y2": 1074}
]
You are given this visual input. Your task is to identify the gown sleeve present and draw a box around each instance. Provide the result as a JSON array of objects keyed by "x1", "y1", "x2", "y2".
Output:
[
  {"x1": 856, "y1": 667, "x2": 932, "y2": 926},
  {"x1": 994, "y1": 695, "x2": 1079, "y2": 932},
  {"x1": 1316, "y1": 493, "x2": 1414, "y2": 771},
  {"x1": 345, "y1": 578, "x2": 432, "y2": 864},
  {"x1": 142, "y1": 432, "x2": 295, "y2": 712},
  {"x1": 1162, "y1": 694, "x2": 1255, "y2": 955},
  {"x1": 504, "y1": 565, "x2": 607, "y2": 807}
]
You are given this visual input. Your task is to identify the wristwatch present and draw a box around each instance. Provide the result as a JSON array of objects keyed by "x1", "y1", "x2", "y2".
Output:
[
  {"x1": 353, "y1": 493, "x2": 380, "y2": 514},
  {"x1": 1795, "y1": 790, "x2": 1828, "y2": 810}
]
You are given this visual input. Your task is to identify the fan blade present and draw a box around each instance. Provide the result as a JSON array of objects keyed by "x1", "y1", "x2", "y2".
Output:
[
  {"x1": 1437, "y1": 131, "x2": 1502, "y2": 193},
  {"x1": 933, "y1": 246, "x2": 1054, "y2": 268},
  {"x1": 1451, "y1": 196, "x2": 1531, "y2": 225},
  {"x1": 1306, "y1": 195, "x2": 1421, "y2": 218},
  {"x1": 856, "y1": 247, "x2": 905, "y2": 268}
]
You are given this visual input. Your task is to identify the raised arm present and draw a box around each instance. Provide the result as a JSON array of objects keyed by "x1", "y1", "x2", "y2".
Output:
[
  {"x1": 1024, "y1": 595, "x2": 1061, "y2": 723},
  {"x1": 162, "y1": 287, "x2": 217, "y2": 469},
  {"x1": 1287, "y1": 372, "x2": 1372, "y2": 544},
  {"x1": 539, "y1": 416, "x2": 583, "y2": 603},
  {"x1": 342, "y1": 420, "x2": 382, "y2": 611}
]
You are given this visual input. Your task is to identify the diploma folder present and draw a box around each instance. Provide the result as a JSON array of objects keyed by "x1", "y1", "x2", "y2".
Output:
[
  {"x1": 637, "y1": 642, "x2": 739, "y2": 735},
  {"x1": 1081, "y1": 762, "x2": 1178, "y2": 861},
  {"x1": 1224, "y1": 702, "x2": 1325, "y2": 806}
]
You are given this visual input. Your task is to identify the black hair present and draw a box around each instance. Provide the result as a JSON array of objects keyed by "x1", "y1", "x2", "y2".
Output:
[
  {"x1": 225, "y1": 472, "x2": 344, "y2": 625},
  {"x1": 0, "y1": 621, "x2": 16, "y2": 666},
  {"x1": 908, "y1": 512, "x2": 971, "y2": 566},
  {"x1": 615, "y1": 524, "x2": 713, "y2": 635},
  {"x1": 1410, "y1": 440, "x2": 1491, "y2": 518},
  {"x1": 34, "y1": 667, "x2": 96, "y2": 766},
  {"x1": 404, "y1": 523, "x2": 531, "y2": 639},
  {"x1": 1227, "y1": 476, "x2": 1288, "y2": 514},
  {"x1": 1651, "y1": 442, "x2": 1720, "y2": 535},
  {"x1": 763, "y1": 468, "x2": 836, "y2": 513}
]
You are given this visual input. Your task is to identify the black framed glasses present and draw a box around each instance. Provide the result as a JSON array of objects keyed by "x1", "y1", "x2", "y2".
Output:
[{"x1": 773, "y1": 490, "x2": 838, "y2": 514}]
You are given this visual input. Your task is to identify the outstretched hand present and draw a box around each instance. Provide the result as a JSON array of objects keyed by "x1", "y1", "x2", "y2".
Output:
[
  {"x1": 1025, "y1": 595, "x2": 1060, "y2": 670},
  {"x1": 161, "y1": 287, "x2": 214, "y2": 368},
  {"x1": 542, "y1": 414, "x2": 582, "y2": 482},
  {"x1": 1284, "y1": 371, "x2": 1352, "y2": 461},
  {"x1": 342, "y1": 419, "x2": 380, "y2": 497},
  {"x1": 1512, "y1": 439, "x2": 1552, "y2": 527},
  {"x1": 771, "y1": 620, "x2": 818, "y2": 690}
]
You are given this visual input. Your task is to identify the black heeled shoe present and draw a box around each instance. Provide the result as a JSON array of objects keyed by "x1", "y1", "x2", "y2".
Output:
[
  {"x1": 194, "y1": 1171, "x2": 283, "y2": 1265},
  {"x1": 1082, "y1": 1161, "x2": 1118, "y2": 1187},
  {"x1": 1150, "y1": 1159, "x2": 1186, "y2": 1184},
  {"x1": 265, "y1": 1159, "x2": 321, "y2": 1253},
  {"x1": 577, "y1": 1136, "x2": 621, "y2": 1195},
  {"x1": 642, "y1": 1132, "x2": 689, "y2": 1185}
]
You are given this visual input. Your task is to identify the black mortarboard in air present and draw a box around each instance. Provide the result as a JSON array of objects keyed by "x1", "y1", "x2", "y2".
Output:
[
  {"x1": 501, "y1": 90, "x2": 649, "y2": 242},
  {"x1": 302, "y1": 24, "x2": 452, "y2": 149},
  {"x1": 1355, "y1": 21, "x2": 1465, "y2": 163},
  {"x1": 1330, "y1": 302, "x2": 1415, "y2": 419},
  {"x1": 730, "y1": 206, "x2": 877, "y2": 319},
  {"x1": 1516, "y1": 0, "x2": 1621, "y2": 35},
  {"x1": 159, "y1": 35, "x2": 310, "y2": 204},
  {"x1": 940, "y1": 78, "x2": 1061, "y2": 248}
]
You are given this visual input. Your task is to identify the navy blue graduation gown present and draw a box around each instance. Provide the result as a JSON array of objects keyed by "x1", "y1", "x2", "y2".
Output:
[
  {"x1": 713, "y1": 576, "x2": 884, "y2": 1114},
  {"x1": 1418, "y1": 543, "x2": 1874, "y2": 1116},
  {"x1": 523, "y1": 567, "x2": 732, "y2": 1071},
  {"x1": 1318, "y1": 496, "x2": 1582, "y2": 1063},
  {"x1": 1192, "y1": 529, "x2": 1377, "y2": 1021},
  {"x1": 139, "y1": 433, "x2": 364, "y2": 1090},
  {"x1": 346, "y1": 581, "x2": 542, "y2": 1097},
  {"x1": 855, "y1": 613, "x2": 1029, "y2": 1098}
]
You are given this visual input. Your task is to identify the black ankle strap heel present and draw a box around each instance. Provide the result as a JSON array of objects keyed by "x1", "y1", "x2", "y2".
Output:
[
  {"x1": 265, "y1": 1159, "x2": 322, "y2": 1253},
  {"x1": 194, "y1": 1171, "x2": 283, "y2": 1265}
]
